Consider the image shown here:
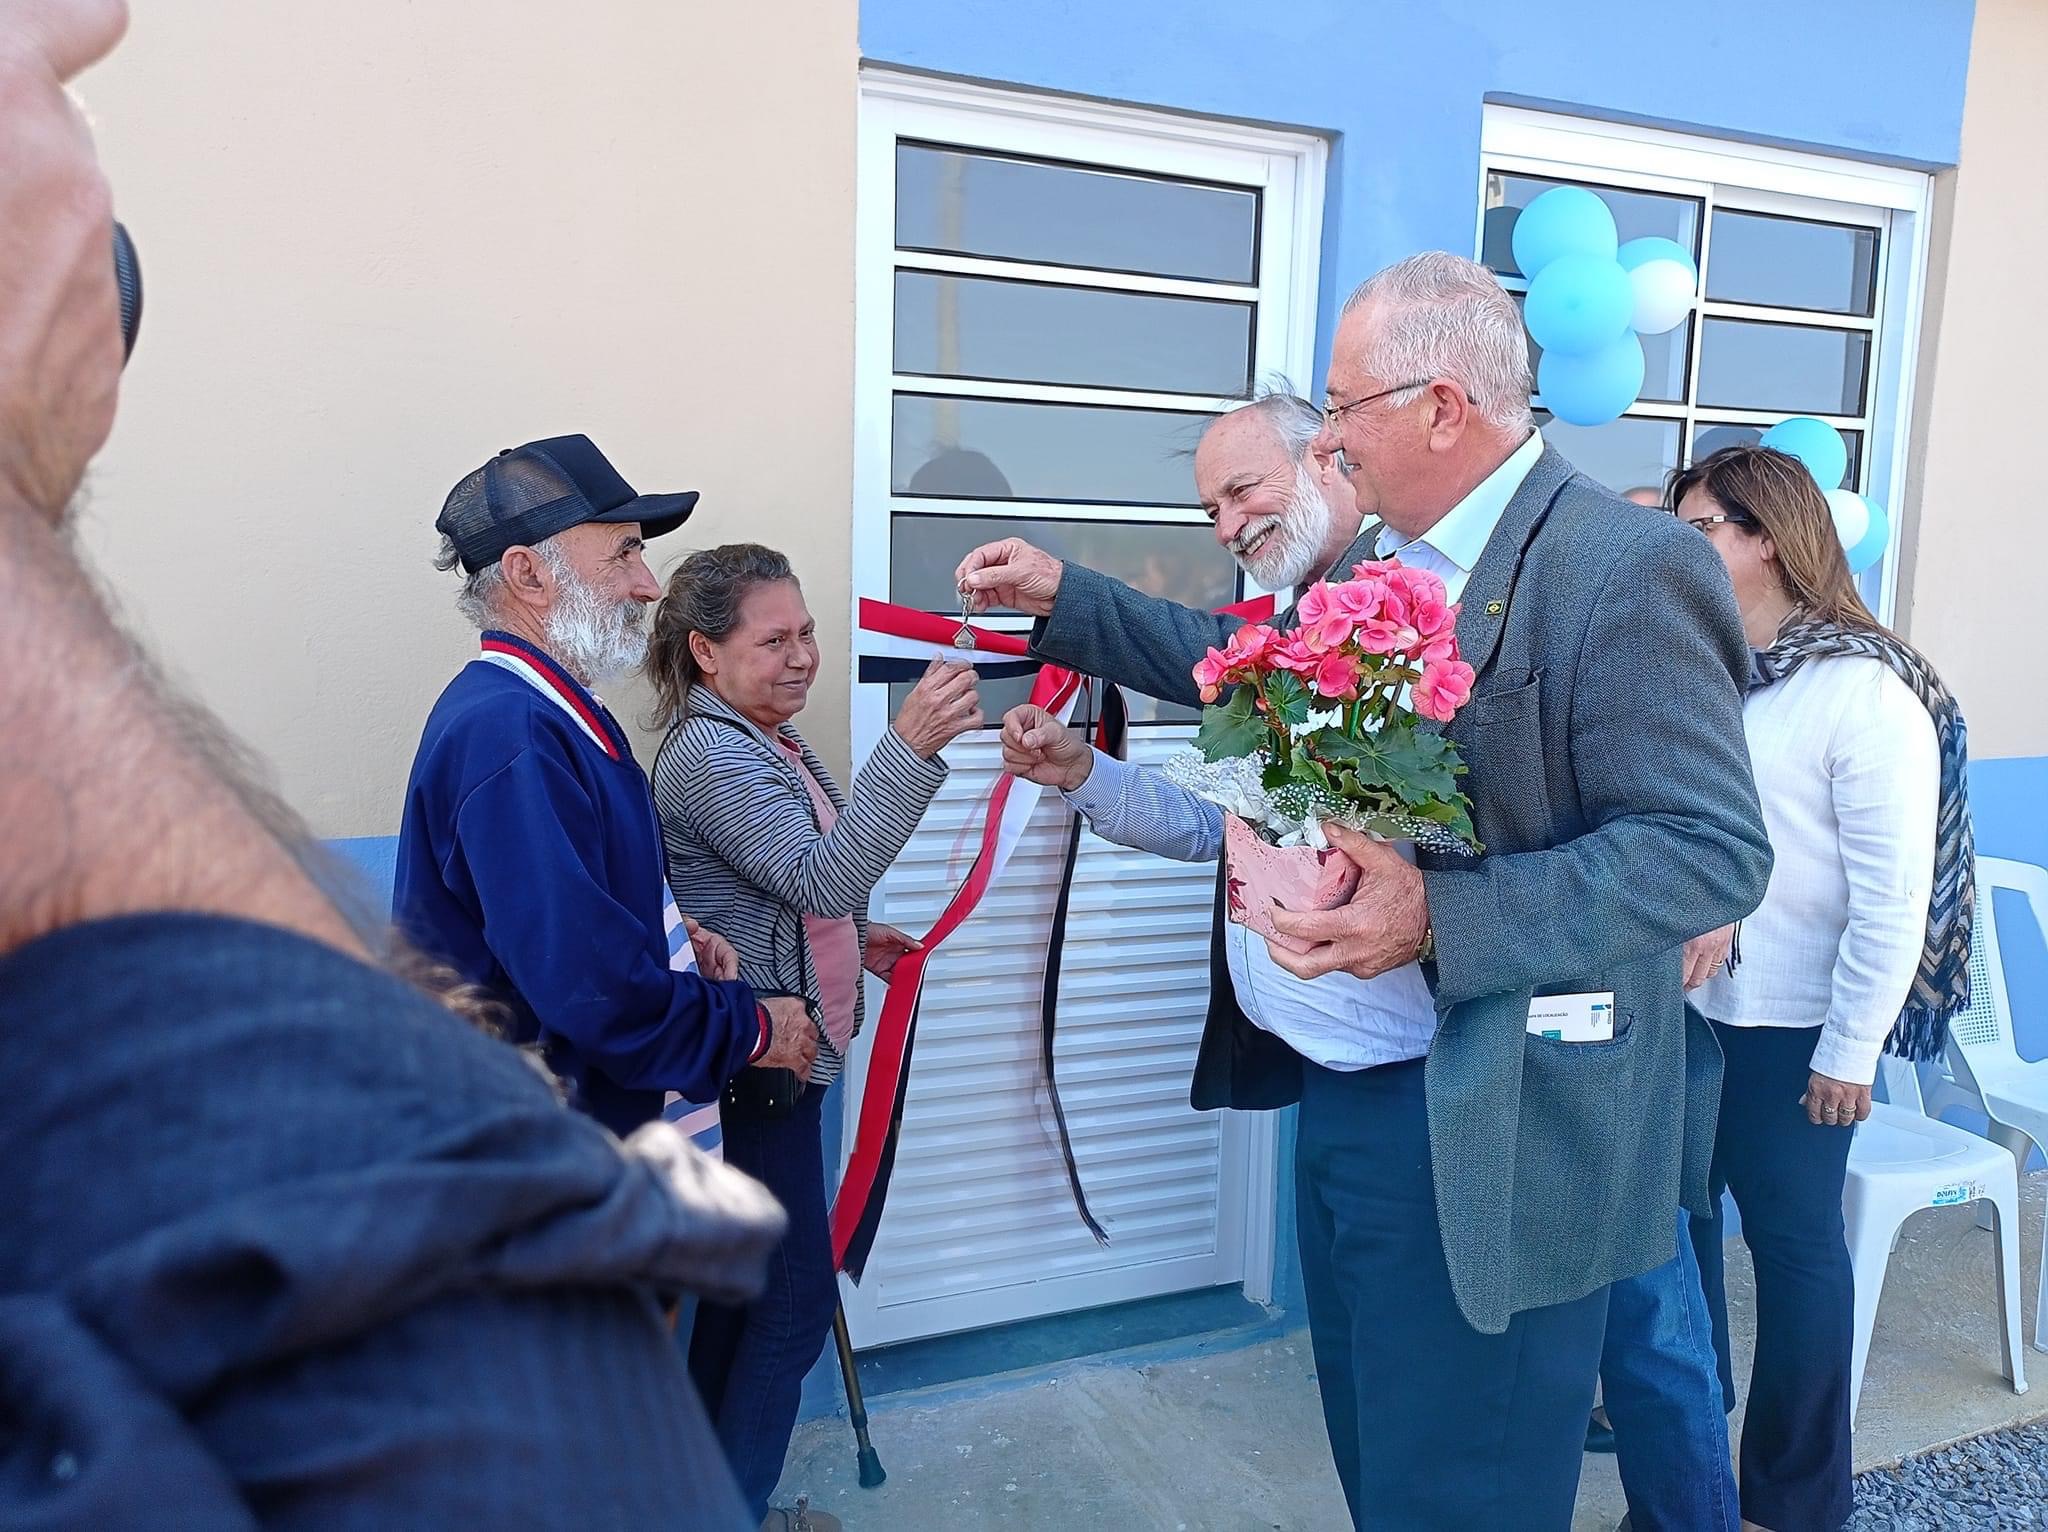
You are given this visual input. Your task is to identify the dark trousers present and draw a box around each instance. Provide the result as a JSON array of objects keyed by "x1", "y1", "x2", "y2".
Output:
[
  {"x1": 688, "y1": 1082, "x2": 839, "y2": 1521},
  {"x1": 1296, "y1": 1057, "x2": 1610, "y2": 1530},
  {"x1": 1691, "y1": 1021, "x2": 1856, "y2": 1532}
]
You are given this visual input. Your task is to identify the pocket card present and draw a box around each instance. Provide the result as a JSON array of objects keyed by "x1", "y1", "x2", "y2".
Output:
[{"x1": 1527, "y1": 991, "x2": 1615, "y2": 1042}]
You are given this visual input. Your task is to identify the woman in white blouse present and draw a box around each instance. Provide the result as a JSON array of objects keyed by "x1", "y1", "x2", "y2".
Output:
[{"x1": 1673, "y1": 444, "x2": 1970, "y2": 1532}]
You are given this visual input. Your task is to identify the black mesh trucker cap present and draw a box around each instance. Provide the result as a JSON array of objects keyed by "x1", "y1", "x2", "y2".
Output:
[{"x1": 436, "y1": 435, "x2": 699, "y2": 573}]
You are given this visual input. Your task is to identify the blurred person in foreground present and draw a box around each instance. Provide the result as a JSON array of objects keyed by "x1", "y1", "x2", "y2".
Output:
[
  {"x1": 1677, "y1": 446, "x2": 1970, "y2": 1532},
  {"x1": 647, "y1": 544, "x2": 981, "y2": 1529},
  {"x1": 0, "y1": 4, "x2": 773, "y2": 1525}
]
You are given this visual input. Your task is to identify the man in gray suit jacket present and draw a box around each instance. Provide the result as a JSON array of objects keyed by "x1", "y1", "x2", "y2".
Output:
[{"x1": 961, "y1": 253, "x2": 1771, "y2": 1529}]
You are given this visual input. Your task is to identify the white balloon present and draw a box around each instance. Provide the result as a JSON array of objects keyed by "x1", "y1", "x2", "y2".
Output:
[
  {"x1": 1626, "y1": 259, "x2": 1694, "y2": 335},
  {"x1": 1824, "y1": 487, "x2": 1869, "y2": 554}
]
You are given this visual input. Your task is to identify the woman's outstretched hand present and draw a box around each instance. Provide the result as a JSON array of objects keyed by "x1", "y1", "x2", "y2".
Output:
[{"x1": 892, "y1": 657, "x2": 982, "y2": 758}]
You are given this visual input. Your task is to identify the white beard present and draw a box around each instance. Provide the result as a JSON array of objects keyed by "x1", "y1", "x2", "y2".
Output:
[
  {"x1": 543, "y1": 565, "x2": 648, "y2": 686},
  {"x1": 1230, "y1": 462, "x2": 1337, "y2": 591}
]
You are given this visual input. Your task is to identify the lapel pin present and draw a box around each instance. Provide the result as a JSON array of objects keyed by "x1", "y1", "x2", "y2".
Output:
[{"x1": 1485, "y1": 600, "x2": 1504, "y2": 616}]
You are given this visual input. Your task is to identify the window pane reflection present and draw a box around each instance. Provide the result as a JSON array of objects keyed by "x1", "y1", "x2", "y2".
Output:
[
  {"x1": 1482, "y1": 173, "x2": 1702, "y2": 277},
  {"x1": 894, "y1": 272, "x2": 1253, "y2": 395},
  {"x1": 1688, "y1": 422, "x2": 1862, "y2": 490},
  {"x1": 1533, "y1": 412, "x2": 1680, "y2": 500},
  {"x1": 892, "y1": 395, "x2": 1212, "y2": 506},
  {"x1": 1705, "y1": 210, "x2": 1878, "y2": 316},
  {"x1": 896, "y1": 145, "x2": 1259, "y2": 283},
  {"x1": 890, "y1": 514, "x2": 1239, "y2": 614},
  {"x1": 1696, "y1": 319, "x2": 1869, "y2": 416}
]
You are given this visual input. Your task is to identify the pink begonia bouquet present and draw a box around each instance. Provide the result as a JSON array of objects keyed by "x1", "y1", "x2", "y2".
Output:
[{"x1": 1162, "y1": 558, "x2": 1483, "y2": 859}]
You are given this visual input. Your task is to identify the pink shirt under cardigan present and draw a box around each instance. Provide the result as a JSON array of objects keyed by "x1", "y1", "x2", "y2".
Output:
[{"x1": 774, "y1": 736, "x2": 863, "y2": 1053}]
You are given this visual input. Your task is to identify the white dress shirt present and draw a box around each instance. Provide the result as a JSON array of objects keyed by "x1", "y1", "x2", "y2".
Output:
[
  {"x1": 1061, "y1": 430, "x2": 1544, "y2": 1072},
  {"x1": 1693, "y1": 654, "x2": 1939, "y2": 1085}
]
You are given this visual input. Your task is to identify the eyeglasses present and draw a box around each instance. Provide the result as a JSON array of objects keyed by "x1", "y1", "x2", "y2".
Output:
[
  {"x1": 1675, "y1": 512, "x2": 1752, "y2": 534},
  {"x1": 1321, "y1": 380, "x2": 1433, "y2": 428}
]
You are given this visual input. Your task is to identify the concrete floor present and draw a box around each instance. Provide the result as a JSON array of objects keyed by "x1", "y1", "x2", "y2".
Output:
[{"x1": 780, "y1": 1176, "x2": 2046, "y2": 1530}]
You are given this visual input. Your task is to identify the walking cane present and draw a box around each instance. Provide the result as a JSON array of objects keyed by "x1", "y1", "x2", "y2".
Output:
[{"x1": 832, "y1": 1304, "x2": 886, "y2": 1488}]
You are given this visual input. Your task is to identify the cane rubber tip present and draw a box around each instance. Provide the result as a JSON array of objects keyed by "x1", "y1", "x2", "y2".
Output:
[{"x1": 857, "y1": 1448, "x2": 886, "y2": 1489}]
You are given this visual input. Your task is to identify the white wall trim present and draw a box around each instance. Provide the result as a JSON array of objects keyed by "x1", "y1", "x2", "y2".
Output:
[{"x1": 1485, "y1": 105, "x2": 1933, "y2": 214}]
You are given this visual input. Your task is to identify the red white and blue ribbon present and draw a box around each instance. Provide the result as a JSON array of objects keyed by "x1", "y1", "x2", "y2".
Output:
[
  {"x1": 832, "y1": 593, "x2": 1275, "y2": 1280},
  {"x1": 661, "y1": 907, "x2": 725, "y2": 1158}
]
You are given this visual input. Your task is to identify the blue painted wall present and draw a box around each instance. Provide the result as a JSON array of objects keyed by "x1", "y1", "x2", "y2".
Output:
[{"x1": 861, "y1": 0, "x2": 1974, "y2": 391}]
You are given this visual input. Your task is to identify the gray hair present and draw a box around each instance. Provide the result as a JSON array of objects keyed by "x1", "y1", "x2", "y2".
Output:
[
  {"x1": 1205, "y1": 386, "x2": 1324, "y2": 463},
  {"x1": 435, "y1": 532, "x2": 569, "y2": 630},
  {"x1": 1340, "y1": 252, "x2": 1534, "y2": 435}
]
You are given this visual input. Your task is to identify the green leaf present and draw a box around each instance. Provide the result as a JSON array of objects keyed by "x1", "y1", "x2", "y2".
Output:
[
  {"x1": 1316, "y1": 728, "x2": 1402, "y2": 789},
  {"x1": 1196, "y1": 686, "x2": 1265, "y2": 763},
  {"x1": 1412, "y1": 795, "x2": 1478, "y2": 843},
  {"x1": 1264, "y1": 670, "x2": 1313, "y2": 734},
  {"x1": 1372, "y1": 723, "x2": 1465, "y2": 804}
]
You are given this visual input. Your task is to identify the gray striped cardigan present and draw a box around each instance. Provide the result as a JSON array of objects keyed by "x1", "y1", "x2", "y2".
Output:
[{"x1": 650, "y1": 684, "x2": 948, "y2": 1086}]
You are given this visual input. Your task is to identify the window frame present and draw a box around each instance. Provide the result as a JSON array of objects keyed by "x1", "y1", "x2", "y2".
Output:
[
  {"x1": 855, "y1": 70, "x2": 1327, "y2": 657},
  {"x1": 1477, "y1": 107, "x2": 1934, "y2": 621},
  {"x1": 850, "y1": 71, "x2": 1327, "y2": 1325}
]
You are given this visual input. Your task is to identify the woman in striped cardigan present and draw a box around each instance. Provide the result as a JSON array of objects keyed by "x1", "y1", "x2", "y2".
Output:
[{"x1": 647, "y1": 543, "x2": 980, "y2": 1532}]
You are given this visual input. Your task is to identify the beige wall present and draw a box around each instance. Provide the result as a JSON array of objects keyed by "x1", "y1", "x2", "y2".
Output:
[
  {"x1": 76, "y1": 0, "x2": 859, "y2": 838},
  {"x1": 1899, "y1": 0, "x2": 2043, "y2": 760}
]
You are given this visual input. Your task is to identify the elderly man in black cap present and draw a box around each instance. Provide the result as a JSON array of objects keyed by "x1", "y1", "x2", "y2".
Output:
[{"x1": 394, "y1": 436, "x2": 818, "y2": 1137}]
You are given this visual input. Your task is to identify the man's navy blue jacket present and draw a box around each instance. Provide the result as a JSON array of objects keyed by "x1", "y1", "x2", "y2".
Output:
[
  {"x1": 0, "y1": 913, "x2": 769, "y2": 1529},
  {"x1": 392, "y1": 632, "x2": 762, "y2": 1133}
]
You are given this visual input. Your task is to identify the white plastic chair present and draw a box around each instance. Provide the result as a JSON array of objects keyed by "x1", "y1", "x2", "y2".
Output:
[
  {"x1": 1843, "y1": 1056, "x2": 2027, "y2": 1421},
  {"x1": 1918, "y1": 855, "x2": 2048, "y2": 1352}
]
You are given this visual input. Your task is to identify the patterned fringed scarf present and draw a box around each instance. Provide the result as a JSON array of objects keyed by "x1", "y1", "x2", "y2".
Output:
[{"x1": 1748, "y1": 620, "x2": 1975, "y2": 1061}]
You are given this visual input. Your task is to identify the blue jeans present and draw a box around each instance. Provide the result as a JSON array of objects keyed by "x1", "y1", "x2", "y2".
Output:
[
  {"x1": 1298, "y1": 1059, "x2": 1609, "y2": 1529},
  {"x1": 1601, "y1": 1209, "x2": 1739, "y2": 1532},
  {"x1": 687, "y1": 1081, "x2": 840, "y2": 1520}
]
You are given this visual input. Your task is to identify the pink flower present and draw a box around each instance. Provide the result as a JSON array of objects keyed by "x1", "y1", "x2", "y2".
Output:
[
  {"x1": 1407, "y1": 586, "x2": 1453, "y2": 641},
  {"x1": 1353, "y1": 614, "x2": 1406, "y2": 655},
  {"x1": 1295, "y1": 582, "x2": 1337, "y2": 626},
  {"x1": 1351, "y1": 557, "x2": 1403, "y2": 582},
  {"x1": 1413, "y1": 659, "x2": 1477, "y2": 722},
  {"x1": 1293, "y1": 583, "x2": 1355, "y2": 651},
  {"x1": 1310, "y1": 649, "x2": 1361, "y2": 700},
  {"x1": 1222, "y1": 623, "x2": 1278, "y2": 668},
  {"x1": 1336, "y1": 575, "x2": 1386, "y2": 618},
  {"x1": 1418, "y1": 627, "x2": 1460, "y2": 665},
  {"x1": 1267, "y1": 632, "x2": 1324, "y2": 676},
  {"x1": 1191, "y1": 623, "x2": 1283, "y2": 700}
]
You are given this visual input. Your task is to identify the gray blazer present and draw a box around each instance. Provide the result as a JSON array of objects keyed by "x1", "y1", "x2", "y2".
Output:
[
  {"x1": 651, "y1": 684, "x2": 948, "y2": 1086},
  {"x1": 1030, "y1": 444, "x2": 1772, "y2": 1332}
]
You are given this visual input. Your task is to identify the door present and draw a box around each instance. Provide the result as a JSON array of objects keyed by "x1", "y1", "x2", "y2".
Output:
[{"x1": 844, "y1": 71, "x2": 1326, "y2": 1347}]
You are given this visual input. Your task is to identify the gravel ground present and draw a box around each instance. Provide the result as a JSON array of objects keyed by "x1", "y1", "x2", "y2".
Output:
[{"x1": 1851, "y1": 1421, "x2": 2048, "y2": 1529}]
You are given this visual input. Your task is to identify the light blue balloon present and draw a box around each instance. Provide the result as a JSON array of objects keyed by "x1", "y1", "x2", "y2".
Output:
[
  {"x1": 1538, "y1": 333, "x2": 1645, "y2": 427},
  {"x1": 1847, "y1": 496, "x2": 1890, "y2": 574},
  {"x1": 1760, "y1": 416, "x2": 1849, "y2": 491},
  {"x1": 1510, "y1": 186, "x2": 1619, "y2": 279},
  {"x1": 1523, "y1": 253, "x2": 1635, "y2": 357},
  {"x1": 1616, "y1": 236, "x2": 1697, "y2": 278}
]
